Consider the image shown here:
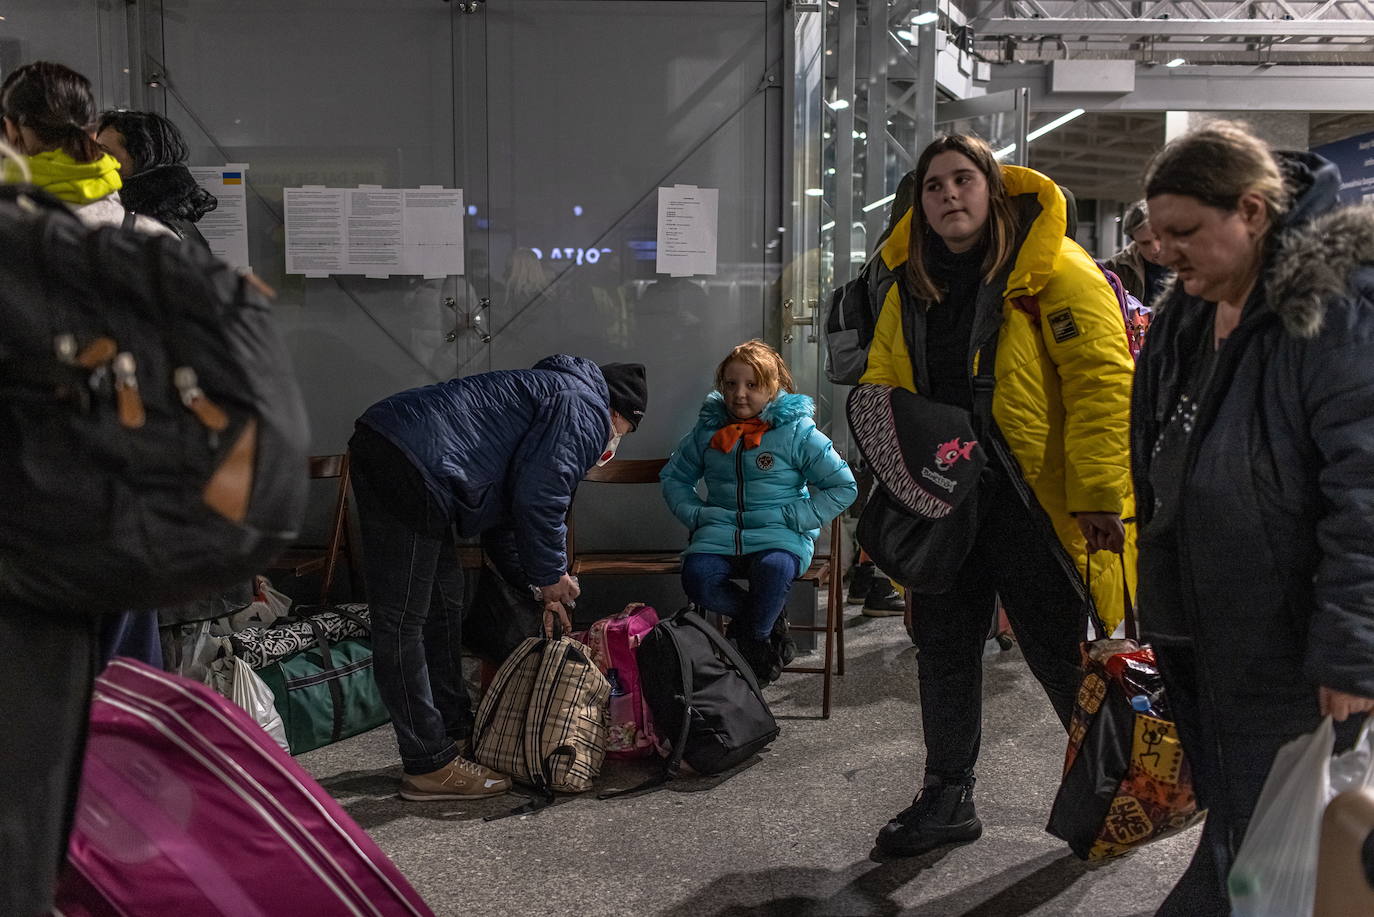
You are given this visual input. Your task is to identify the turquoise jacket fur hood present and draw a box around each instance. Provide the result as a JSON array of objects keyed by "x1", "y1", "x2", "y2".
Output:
[{"x1": 661, "y1": 391, "x2": 857, "y2": 568}]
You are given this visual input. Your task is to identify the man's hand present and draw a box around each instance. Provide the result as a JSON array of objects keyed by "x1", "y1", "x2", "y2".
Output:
[
  {"x1": 543, "y1": 600, "x2": 571, "y2": 639},
  {"x1": 539, "y1": 573, "x2": 581, "y2": 606},
  {"x1": 1320, "y1": 686, "x2": 1374, "y2": 722},
  {"x1": 1076, "y1": 512, "x2": 1126, "y2": 553}
]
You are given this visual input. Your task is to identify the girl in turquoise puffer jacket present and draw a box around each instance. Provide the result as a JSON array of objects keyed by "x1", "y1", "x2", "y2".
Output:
[{"x1": 661, "y1": 340, "x2": 857, "y2": 684}]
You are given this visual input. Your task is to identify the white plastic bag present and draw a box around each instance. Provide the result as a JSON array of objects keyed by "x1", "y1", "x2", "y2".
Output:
[
  {"x1": 229, "y1": 656, "x2": 290, "y2": 753},
  {"x1": 1229, "y1": 716, "x2": 1374, "y2": 917}
]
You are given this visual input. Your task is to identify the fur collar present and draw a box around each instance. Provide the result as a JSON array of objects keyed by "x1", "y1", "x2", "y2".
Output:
[
  {"x1": 121, "y1": 163, "x2": 218, "y2": 223},
  {"x1": 1264, "y1": 203, "x2": 1374, "y2": 338},
  {"x1": 699, "y1": 390, "x2": 814, "y2": 429}
]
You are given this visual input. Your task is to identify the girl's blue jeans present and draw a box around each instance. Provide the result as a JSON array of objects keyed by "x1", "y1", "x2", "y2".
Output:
[{"x1": 681, "y1": 550, "x2": 801, "y2": 640}]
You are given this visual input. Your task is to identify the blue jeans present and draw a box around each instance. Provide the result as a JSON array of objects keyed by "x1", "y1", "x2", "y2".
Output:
[
  {"x1": 350, "y1": 426, "x2": 471, "y2": 776},
  {"x1": 681, "y1": 550, "x2": 800, "y2": 640}
]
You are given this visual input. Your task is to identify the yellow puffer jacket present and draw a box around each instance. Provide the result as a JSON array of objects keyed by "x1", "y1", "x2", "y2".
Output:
[{"x1": 860, "y1": 165, "x2": 1137, "y2": 632}]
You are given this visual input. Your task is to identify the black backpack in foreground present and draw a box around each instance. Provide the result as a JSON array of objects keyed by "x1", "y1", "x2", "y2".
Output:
[
  {"x1": 0, "y1": 186, "x2": 310, "y2": 613},
  {"x1": 627, "y1": 608, "x2": 779, "y2": 787}
]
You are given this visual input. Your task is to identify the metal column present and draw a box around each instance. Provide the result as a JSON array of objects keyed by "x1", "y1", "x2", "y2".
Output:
[{"x1": 833, "y1": 0, "x2": 857, "y2": 285}]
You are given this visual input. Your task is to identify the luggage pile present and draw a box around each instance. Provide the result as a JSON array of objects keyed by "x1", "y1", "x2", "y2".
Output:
[{"x1": 470, "y1": 602, "x2": 781, "y2": 816}]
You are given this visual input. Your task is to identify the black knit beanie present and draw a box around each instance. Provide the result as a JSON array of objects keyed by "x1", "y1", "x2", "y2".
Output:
[{"x1": 599, "y1": 363, "x2": 648, "y2": 431}]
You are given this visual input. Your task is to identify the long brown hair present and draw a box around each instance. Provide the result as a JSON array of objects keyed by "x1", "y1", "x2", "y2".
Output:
[
  {"x1": 0, "y1": 62, "x2": 101, "y2": 162},
  {"x1": 906, "y1": 134, "x2": 1018, "y2": 304}
]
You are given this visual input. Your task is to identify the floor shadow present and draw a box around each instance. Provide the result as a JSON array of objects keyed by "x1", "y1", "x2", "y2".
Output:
[
  {"x1": 656, "y1": 848, "x2": 955, "y2": 917},
  {"x1": 903, "y1": 851, "x2": 1094, "y2": 916},
  {"x1": 656, "y1": 847, "x2": 1114, "y2": 917}
]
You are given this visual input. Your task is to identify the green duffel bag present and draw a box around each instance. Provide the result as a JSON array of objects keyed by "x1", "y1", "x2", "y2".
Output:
[{"x1": 257, "y1": 611, "x2": 389, "y2": 754}]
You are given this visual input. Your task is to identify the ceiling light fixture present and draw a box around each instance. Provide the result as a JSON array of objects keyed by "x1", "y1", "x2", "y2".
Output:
[
  {"x1": 862, "y1": 193, "x2": 897, "y2": 213},
  {"x1": 995, "y1": 108, "x2": 1086, "y2": 160}
]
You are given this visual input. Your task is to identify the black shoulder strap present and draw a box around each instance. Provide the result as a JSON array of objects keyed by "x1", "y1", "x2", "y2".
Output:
[{"x1": 121, "y1": 208, "x2": 136, "y2": 231}]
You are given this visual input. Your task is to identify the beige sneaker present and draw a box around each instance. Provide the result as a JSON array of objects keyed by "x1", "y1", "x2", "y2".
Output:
[{"x1": 399, "y1": 757, "x2": 512, "y2": 801}]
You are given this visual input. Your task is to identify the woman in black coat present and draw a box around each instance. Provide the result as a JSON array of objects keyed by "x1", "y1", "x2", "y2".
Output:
[
  {"x1": 1133, "y1": 120, "x2": 1374, "y2": 914},
  {"x1": 96, "y1": 110, "x2": 217, "y2": 248}
]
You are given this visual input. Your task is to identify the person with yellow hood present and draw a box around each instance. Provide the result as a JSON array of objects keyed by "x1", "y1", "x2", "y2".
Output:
[
  {"x1": 1, "y1": 61, "x2": 173, "y2": 237},
  {"x1": 860, "y1": 134, "x2": 1136, "y2": 858}
]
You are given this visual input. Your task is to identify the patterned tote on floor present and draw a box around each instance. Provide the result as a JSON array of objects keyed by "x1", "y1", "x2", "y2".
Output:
[{"x1": 473, "y1": 633, "x2": 610, "y2": 810}]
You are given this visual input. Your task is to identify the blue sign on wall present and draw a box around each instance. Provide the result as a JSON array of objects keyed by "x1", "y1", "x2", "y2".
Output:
[{"x1": 1313, "y1": 130, "x2": 1374, "y2": 205}]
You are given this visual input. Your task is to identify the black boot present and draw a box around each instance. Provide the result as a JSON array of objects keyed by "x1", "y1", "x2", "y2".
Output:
[
  {"x1": 846, "y1": 562, "x2": 875, "y2": 605},
  {"x1": 770, "y1": 616, "x2": 797, "y2": 669},
  {"x1": 862, "y1": 577, "x2": 906, "y2": 618},
  {"x1": 875, "y1": 778, "x2": 982, "y2": 857},
  {"x1": 735, "y1": 635, "x2": 781, "y2": 687}
]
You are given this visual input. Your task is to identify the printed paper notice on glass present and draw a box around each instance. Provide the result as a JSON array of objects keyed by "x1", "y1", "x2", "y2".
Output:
[
  {"x1": 656, "y1": 184, "x2": 718, "y2": 277},
  {"x1": 188, "y1": 163, "x2": 251, "y2": 271},
  {"x1": 284, "y1": 186, "x2": 465, "y2": 278}
]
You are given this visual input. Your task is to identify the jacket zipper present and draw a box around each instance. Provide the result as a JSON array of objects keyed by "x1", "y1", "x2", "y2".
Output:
[{"x1": 735, "y1": 444, "x2": 745, "y2": 556}]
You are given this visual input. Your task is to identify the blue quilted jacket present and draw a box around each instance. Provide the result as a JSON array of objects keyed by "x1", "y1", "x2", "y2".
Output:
[
  {"x1": 661, "y1": 391, "x2": 856, "y2": 569},
  {"x1": 357, "y1": 355, "x2": 611, "y2": 586}
]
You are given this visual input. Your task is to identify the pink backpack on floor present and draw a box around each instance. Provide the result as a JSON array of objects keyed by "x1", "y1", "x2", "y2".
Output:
[
  {"x1": 54, "y1": 659, "x2": 433, "y2": 917},
  {"x1": 575, "y1": 603, "x2": 663, "y2": 759}
]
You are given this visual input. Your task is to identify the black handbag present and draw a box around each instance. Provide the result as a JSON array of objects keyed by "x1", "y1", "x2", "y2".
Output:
[
  {"x1": 848, "y1": 381, "x2": 990, "y2": 593},
  {"x1": 857, "y1": 483, "x2": 982, "y2": 595},
  {"x1": 462, "y1": 562, "x2": 543, "y2": 666}
]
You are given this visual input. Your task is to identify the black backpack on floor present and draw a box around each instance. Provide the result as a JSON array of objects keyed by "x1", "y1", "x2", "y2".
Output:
[
  {"x1": 631, "y1": 608, "x2": 779, "y2": 783},
  {"x1": 0, "y1": 185, "x2": 309, "y2": 614}
]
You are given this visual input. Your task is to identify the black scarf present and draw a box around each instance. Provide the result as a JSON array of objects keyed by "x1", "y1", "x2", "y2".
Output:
[
  {"x1": 120, "y1": 164, "x2": 218, "y2": 223},
  {"x1": 922, "y1": 235, "x2": 988, "y2": 410}
]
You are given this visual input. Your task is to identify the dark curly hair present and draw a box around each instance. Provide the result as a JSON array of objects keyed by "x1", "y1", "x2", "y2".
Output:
[{"x1": 96, "y1": 109, "x2": 190, "y2": 173}]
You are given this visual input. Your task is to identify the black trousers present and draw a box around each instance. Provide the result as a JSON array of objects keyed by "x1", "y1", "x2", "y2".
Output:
[
  {"x1": 911, "y1": 475, "x2": 1085, "y2": 782},
  {"x1": 349, "y1": 425, "x2": 472, "y2": 776},
  {"x1": 0, "y1": 608, "x2": 99, "y2": 916}
]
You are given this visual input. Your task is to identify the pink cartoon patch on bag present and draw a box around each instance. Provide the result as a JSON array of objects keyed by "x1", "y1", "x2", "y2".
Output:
[{"x1": 934, "y1": 438, "x2": 978, "y2": 471}]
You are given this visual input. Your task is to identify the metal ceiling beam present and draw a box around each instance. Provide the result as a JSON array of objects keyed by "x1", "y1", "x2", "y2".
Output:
[
  {"x1": 976, "y1": 16, "x2": 1374, "y2": 36},
  {"x1": 972, "y1": 38, "x2": 1374, "y2": 51},
  {"x1": 988, "y1": 61, "x2": 1374, "y2": 110}
]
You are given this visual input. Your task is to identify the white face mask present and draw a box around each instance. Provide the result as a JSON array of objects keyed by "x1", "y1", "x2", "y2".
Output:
[{"x1": 597, "y1": 433, "x2": 623, "y2": 467}]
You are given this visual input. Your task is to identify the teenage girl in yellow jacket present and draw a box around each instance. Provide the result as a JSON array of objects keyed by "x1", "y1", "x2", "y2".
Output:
[{"x1": 863, "y1": 134, "x2": 1136, "y2": 858}]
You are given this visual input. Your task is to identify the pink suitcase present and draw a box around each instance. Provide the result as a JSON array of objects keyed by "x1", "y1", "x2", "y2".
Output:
[{"x1": 53, "y1": 659, "x2": 433, "y2": 917}]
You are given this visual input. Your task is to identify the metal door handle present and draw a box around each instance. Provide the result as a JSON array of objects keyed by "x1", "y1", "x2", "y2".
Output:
[{"x1": 782, "y1": 298, "x2": 817, "y2": 344}]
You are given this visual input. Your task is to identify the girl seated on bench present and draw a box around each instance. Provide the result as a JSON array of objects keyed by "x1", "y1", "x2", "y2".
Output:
[{"x1": 661, "y1": 340, "x2": 857, "y2": 684}]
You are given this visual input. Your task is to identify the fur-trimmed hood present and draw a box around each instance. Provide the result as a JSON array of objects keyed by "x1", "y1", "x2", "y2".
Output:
[
  {"x1": 1155, "y1": 151, "x2": 1374, "y2": 339},
  {"x1": 698, "y1": 390, "x2": 814, "y2": 429}
]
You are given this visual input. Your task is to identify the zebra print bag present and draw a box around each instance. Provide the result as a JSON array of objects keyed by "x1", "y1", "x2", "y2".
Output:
[{"x1": 230, "y1": 604, "x2": 371, "y2": 669}]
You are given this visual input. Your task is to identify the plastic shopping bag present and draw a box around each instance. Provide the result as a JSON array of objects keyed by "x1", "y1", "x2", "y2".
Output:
[
  {"x1": 1229, "y1": 716, "x2": 1374, "y2": 917},
  {"x1": 230, "y1": 656, "x2": 290, "y2": 753}
]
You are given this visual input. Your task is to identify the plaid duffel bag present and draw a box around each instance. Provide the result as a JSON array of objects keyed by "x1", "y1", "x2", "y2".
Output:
[{"x1": 473, "y1": 633, "x2": 610, "y2": 814}]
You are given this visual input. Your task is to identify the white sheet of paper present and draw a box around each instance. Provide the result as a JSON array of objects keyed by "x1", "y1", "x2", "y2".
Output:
[
  {"x1": 285, "y1": 187, "x2": 347, "y2": 275},
  {"x1": 402, "y1": 188, "x2": 464, "y2": 278},
  {"x1": 284, "y1": 185, "x2": 465, "y2": 277},
  {"x1": 656, "y1": 184, "x2": 719, "y2": 277},
  {"x1": 187, "y1": 163, "x2": 251, "y2": 271}
]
